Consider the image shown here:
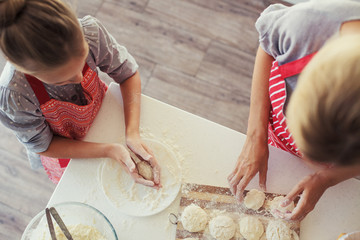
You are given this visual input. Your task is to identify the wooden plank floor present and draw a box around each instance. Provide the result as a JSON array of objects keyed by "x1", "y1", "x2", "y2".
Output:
[{"x1": 0, "y1": 0, "x2": 290, "y2": 238}]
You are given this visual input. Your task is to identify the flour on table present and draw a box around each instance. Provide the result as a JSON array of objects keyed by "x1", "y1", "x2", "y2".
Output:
[
  {"x1": 244, "y1": 189, "x2": 266, "y2": 210},
  {"x1": 181, "y1": 204, "x2": 208, "y2": 232},
  {"x1": 209, "y1": 215, "x2": 236, "y2": 240},
  {"x1": 266, "y1": 220, "x2": 292, "y2": 240},
  {"x1": 99, "y1": 139, "x2": 181, "y2": 216},
  {"x1": 239, "y1": 216, "x2": 264, "y2": 240}
]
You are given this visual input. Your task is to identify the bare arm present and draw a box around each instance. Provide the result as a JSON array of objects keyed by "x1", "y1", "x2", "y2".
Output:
[
  {"x1": 228, "y1": 46, "x2": 274, "y2": 201},
  {"x1": 120, "y1": 71, "x2": 161, "y2": 187}
]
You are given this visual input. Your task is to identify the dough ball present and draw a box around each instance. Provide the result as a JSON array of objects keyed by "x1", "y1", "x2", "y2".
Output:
[
  {"x1": 239, "y1": 216, "x2": 264, "y2": 240},
  {"x1": 136, "y1": 161, "x2": 154, "y2": 181},
  {"x1": 183, "y1": 238, "x2": 199, "y2": 240},
  {"x1": 270, "y1": 196, "x2": 295, "y2": 216},
  {"x1": 209, "y1": 215, "x2": 236, "y2": 240},
  {"x1": 181, "y1": 204, "x2": 208, "y2": 232},
  {"x1": 244, "y1": 189, "x2": 266, "y2": 210},
  {"x1": 266, "y1": 220, "x2": 292, "y2": 240}
]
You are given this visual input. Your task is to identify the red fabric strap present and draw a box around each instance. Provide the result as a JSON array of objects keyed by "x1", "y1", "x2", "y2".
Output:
[
  {"x1": 25, "y1": 74, "x2": 50, "y2": 105},
  {"x1": 25, "y1": 63, "x2": 90, "y2": 105},
  {"x1": 58, "y1": 158, "x2": 70, "y2": 168},
  {"x1": 278, "y1": 52, "x2": 317, "y2": 79}
]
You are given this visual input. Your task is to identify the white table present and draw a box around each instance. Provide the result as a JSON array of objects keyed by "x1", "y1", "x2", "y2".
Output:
[{"x1": 48, "y1": 83, "x2": 360, "y2": 239}]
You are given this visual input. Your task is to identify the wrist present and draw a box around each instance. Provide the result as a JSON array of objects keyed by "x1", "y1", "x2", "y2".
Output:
[
  {"x1": 126, "y1": 127, "x2": 140, "y2": 139},
  {"x1": 246, "y1": 128, "x2": 268, "y2": 144}
]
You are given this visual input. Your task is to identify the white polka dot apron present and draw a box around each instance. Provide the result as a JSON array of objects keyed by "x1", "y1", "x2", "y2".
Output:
[
  {"x1": 25, "y1": 63, "x2": 107, "y2": 183},
  {"x1": 268, "y1": 53, "x2": 316, "y2": 157}
]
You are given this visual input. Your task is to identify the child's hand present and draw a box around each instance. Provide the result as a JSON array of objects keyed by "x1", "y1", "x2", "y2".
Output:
[
  {"x1": 227, "y1": 135, "x2": 269, "y2": 202},
  {"x1": 107, "y1": 143, "x2": 157, "y2": 187},
  {"x1": 126, "y1": 136, "x2": 161, "y2": 189}
]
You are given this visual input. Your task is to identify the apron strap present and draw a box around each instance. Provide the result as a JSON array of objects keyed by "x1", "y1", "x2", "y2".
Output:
[
  {"x1": 25, "y1": 74, "x2": 50, "y2": 105},
  {"x1": 278, "y1": 52, "x2": 317, "y2": 79},
  {"x1": 25, "y1": 63, "x2": 90, "y2": 105}
]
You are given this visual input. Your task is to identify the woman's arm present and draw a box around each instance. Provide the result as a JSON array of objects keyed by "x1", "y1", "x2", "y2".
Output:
[
  {"x1": 119, "y1": 71, "x2": 161, "y2": 187},
  {"x1": 228, "y1": 46, "x2": 274, "y2": 201}
]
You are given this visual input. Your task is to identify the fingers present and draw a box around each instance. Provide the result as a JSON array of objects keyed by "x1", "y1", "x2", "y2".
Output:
[
  {"x1": 228, "y1": 168, "x2": 242, "y2": 196},
  {"x1": 235, "y1": 174, "x2": 253, "y2": 202},
  {"x1": 283, "y1": 182, "x2": 304, "y2": 206},
  {"x1": 259, "y1": 164, "x2": 268, "y2": 191},
  {"x1": 123, "y1": 154, "x2": 136, "y2": 173},
  {"x1": 288, "y1": 194, "x2": 310, "y2": 221}
]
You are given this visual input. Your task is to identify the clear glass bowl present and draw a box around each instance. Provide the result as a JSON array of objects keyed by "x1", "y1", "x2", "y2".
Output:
[{"x1": 21, "y1": 202, "x2": 118, "y2": 240}]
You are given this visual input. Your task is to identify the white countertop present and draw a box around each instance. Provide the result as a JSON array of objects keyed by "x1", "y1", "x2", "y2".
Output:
[{"x1": 48, "y1": 83, "x2": 360, "y2": 240}]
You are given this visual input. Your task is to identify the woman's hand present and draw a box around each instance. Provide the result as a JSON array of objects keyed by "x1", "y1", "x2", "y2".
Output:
[
  {"x1": 228, "y1": 135, "x2": 269, "y2": 202},
  {"x1": 126, "y1": 134, "x2": 161, "y2": 188},
  {"x1": 278, "y1": 172, "x2": 331, "y2": 221}
]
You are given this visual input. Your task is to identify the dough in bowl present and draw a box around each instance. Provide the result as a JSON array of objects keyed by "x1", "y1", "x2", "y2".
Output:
[
  {"x1": 209, "y1": 215, "x2": 236, "y2": 240},
  {"x1": 181, "y1": 204, "x2": 208, "y2": 232},
  {"x1": 244, "y1": 189, "x2": 266, "y2": 210},
  {"x1": 266, "y1": 220, "x2": 292, "y2": 240},
  {"x1": 239, "y1": 216, "x2": 264, "y2": 240}
]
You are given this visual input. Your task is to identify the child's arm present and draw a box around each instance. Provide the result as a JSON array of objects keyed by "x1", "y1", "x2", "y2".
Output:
[
  {"x1": 228, "y1": 46, "x2": 274, "y2": 201},
  {"x1": 38, "y1": 136, "x2": 156, "y2": 187},
  {"x1": 281, "y1": 164, "x2": 360, "y2": 221},
  {"x1": 119, "y1": 71, "x2": 161, "y2": 187}
]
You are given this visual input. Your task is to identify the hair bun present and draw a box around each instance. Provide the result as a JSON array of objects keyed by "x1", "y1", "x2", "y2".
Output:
[{"x1": 0, "y1": 0, "x2": 26, "y2": 28}]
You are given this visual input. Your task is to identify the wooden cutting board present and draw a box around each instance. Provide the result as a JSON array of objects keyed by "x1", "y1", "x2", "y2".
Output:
[{"x1": 173, "y1": 183, "x2": 300, "y2": 240}]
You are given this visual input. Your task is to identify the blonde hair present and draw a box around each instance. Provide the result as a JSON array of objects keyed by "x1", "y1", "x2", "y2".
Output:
[
  {"x1": 287, "y1": 34, "x2": 360, "y2": 166},
  {"x1": 0, "y1": 0, "x2": 84, "y2": 72}
]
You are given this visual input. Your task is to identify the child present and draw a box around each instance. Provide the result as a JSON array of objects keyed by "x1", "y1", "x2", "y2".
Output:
[
  {"x1": 0, "y1": 0, "x2": 161, "y2": 187},
  {"x1": 228, "y1": 0, "x2": 360, "y2": 221}
]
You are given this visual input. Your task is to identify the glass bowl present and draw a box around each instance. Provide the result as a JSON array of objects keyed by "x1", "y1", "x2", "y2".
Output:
[{"x1": 21, "y1": 202, "x2": 118, "y2": 240}]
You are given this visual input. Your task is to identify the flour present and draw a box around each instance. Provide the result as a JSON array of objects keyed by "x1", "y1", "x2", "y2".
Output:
[
  {"x1": 51, "y1": 224, "x2": 106, "y2": 240},
  {"x1": 100, "y1": 138, "x2": 182, "y2": 216}
]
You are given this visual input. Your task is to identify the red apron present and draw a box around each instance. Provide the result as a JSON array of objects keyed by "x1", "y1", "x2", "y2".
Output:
[
  {"x1": 25, "y1": 63, "x2": 107, "y2": 183},
  {"x1": 268, "y1": 53, "x2": 316, "y2": 157}
]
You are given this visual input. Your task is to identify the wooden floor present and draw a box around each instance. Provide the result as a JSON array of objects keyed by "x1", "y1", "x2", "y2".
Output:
[{"x1": 0, "y1": 0, "x2": 289, "y2": 238}]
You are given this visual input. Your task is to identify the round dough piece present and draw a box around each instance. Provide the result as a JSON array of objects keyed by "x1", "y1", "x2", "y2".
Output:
[
  {"x1": 239, "y1": 216, "x2": 264, "y2": 240},
  {"x1": 181, "y1": 204, "x2": 208, "y2": 232},
  {"x1": 270, "y1": 196, "x2": 295, "y2": 215},
  {"x1": 244, "y1": 189, "x2": 266, "y2": 210},
  {"x1": 184, "y1": 238, "x2": 199, "y2": 240},
  {"x1": 209, "y1": 215, "x2": 236, "y2": 240},
  {"x1": 266, "y1": 220, "x2": 292, "y2": 240}
]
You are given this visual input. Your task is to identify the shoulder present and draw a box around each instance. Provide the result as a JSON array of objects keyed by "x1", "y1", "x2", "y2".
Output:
[
  {"x1": 257, "y1": 0, "x2": 360, "y2": 62},
  {"x1": 0, "y1": 63, "x2": 39, "y2": 111}
]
